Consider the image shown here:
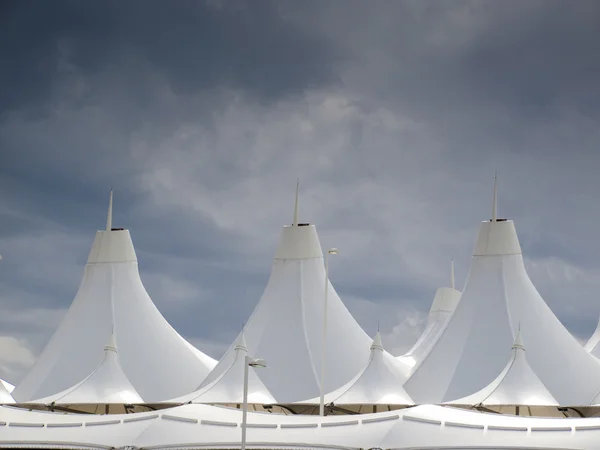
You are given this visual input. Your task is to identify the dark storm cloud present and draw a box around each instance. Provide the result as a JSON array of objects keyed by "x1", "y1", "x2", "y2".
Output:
[{"x1": 0, "y1": 0, "x2": 336, "y2": 116}]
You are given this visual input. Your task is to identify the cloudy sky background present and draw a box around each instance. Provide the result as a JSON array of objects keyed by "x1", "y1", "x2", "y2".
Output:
[{"x1": 1, "y1": 0, "x2": 600, "y2": 384}]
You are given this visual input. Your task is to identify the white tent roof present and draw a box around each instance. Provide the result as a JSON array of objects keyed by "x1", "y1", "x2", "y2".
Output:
[
  {"x1": 405, "y1": 179, "x2": 600, "y2": 405},
  {"x1": 302, "y1": 332, "x2": 413, "y2": 406},
  {"x1": 200, "y1": 188, "x2": 372, "y2": 402},
  {"x1": 0, "y1": 378, "x2": 14, "y2": 404},
  {"x1": 171, "y1": 332, "x2": 276, "y2": 404},
  {"x1": 397, "y1": 262, "x2": 461, "y2": 371},
  {"x1": 30, "y1": 334, "x2": 143, "y2": 406},
  {"x1": 13, "y1": 192, "x2": 216, "y2": 402},
  {"x1": 446, "y1": 329, "x2": 558, "y2": 406},
  {"x1": 585, "y1": 318, "x2": 600, "y2": 358}
]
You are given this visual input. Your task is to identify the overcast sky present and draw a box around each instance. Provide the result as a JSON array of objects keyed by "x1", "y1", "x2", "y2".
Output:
[{"x1": 1, "y1": 0, "x2": 600, "y2": 384}]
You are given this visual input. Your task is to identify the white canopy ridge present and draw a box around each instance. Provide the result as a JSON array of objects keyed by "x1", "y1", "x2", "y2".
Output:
[
  {"x1": 13, "y1": 191, "x2": 217, "y2": 402},
  {"x1": 200, "y1": 191, "x2": 372, "y2": 402},
  {"x1": 405, "y1": 178, "x2": 600, "y2": 405},
  {"x1": 397, "y1": 261, "x2": 461, "y2": 372},
  {"x1": 170, "y1": 332, "x2": 275, "y2": 405},
  {"x1": 446, "y1": 328, "x2": 558, "y2": 408},
  {"x1": 29, "y1": 333, "x2": 144, "y2": 411}
]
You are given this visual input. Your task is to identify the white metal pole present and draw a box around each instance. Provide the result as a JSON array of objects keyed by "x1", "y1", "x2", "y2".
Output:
[
  {"x1": 319, "y1": 252, "x2": 330, "y2": 416},
  {"x1": 241, "y1": 355, "x2": 250, "y2": 450}
]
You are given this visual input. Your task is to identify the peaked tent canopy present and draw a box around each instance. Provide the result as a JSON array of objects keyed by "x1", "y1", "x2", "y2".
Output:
[
  {"x1": 27, "y1": 334, "x2": 145, "y2": 413},
  {"x1": 290, "y1": 332, "x2": 413, "y2": 414},
  {"x1": 446, "y1": 328, "x2": 558, "y2": 411},
  {"x1": 13, "y1": 192, "x2": 216, "y2": 402},
  {"x1": 405, "y1": 178, "x2": 600, "y2": 405},
  {"x1": 171, "y1": 332, "x2": 276, "y2": 405},
  {"x1": 200, "y1": 185, "x2": 372, "y2": 402},
  {"x1": 397, "y1": 261, "x2": 461, "y2": 371}
]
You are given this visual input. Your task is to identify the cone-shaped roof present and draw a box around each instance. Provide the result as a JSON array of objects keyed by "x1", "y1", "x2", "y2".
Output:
[
  {"x1": 13, "y1": 192, "x2": 216, "y2": 402},
  {"x1": 397, "y1": 262, "x2": 461, "y2": 371},
  {"x1": 303, "y1": 332, "x2": 413, "y2": 405},
  {"x1": 31, "y1": 334, "x2": 143, "y2": 405},
  {"x1": 171, "y1": 332, "x2": 276, "y2": 404},
  {"x1": 446, "y1": 330, "x2": 558, "y2": 406},
  {"x1": 405, "y1": 178, "x2": 600, "y2": 405},
  {"x1": 200, "y1": 189, "x2": 372, "y2": 402}
]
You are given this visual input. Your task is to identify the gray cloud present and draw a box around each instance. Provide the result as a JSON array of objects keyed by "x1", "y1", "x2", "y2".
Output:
[{"x1": 1, "y1": 1, "x2": 600, "y2": 383}]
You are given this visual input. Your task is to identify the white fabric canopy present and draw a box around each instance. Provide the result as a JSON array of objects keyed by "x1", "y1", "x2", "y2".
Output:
[
  {"x1": 397, "y1": 285, "x2": 460, "y2": 371},
  {"x1": 405, "y1": 213, "x2": 600, "y2": 405},
  {"x1": 202, "y1": 202, "x2": 371, "y2": 402},
  {"x1": 301, "y1": 332, "x2": 413, "y2": 406},
  {"x1": 446, "y1": 329, "x2": 558, "y2": 407},
  {"x1": 30, "y1": 334, "x2": 143, "y2": 406},
  {"x1": 0, "y1": 378, "x2": 14, "y2": 404},
  {"x1": 171, "y1": 332, "x2": 275, "y2": 404},
  {"x1": 13, "y1": 194, "x2": 216, "y2": 402}
]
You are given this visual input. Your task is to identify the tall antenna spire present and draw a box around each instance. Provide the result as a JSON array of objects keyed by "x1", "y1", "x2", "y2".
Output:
[
  {"x1": 491, "y1": 172, "x2": 498, "y2": 222},
  {"x1": 293, "y1": 179, "x2": 300, "y2": 226},
  {"x1": 450, "y1": 259, "x2": 455, "y2": 290},
  {"x1": 106, "y1": 188, "x2": 113, "y2": 231}
]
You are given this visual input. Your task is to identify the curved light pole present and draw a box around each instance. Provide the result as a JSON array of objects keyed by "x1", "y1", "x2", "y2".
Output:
[
  {"x1": 319, "y1": 248, "x2": 338, "y2": 416},
  {"x1": 241, "y1": 356, "x2": 267, "y2": 450}
]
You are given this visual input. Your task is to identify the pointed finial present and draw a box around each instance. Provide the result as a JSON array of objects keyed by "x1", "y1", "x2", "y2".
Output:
[
  {"x1": 105, "y1": 329, "x2": 117, "y2": 353},
  {"x1": 450, "y1": 259, "x2": 455, "y2": 290},
  {"x1": 512, "y1": 322, "x2": 524, "y2": 351},
  {"x1": 491, "y1": 172, "x2": 498, "y2": 222},
  {"x1": 234, "y1": 331, "x2": 248, "y2": 353},
  {"x1": 371, "y1": 331, "x2": 383, "y2": 351},
  {"x1": 106, "y1": 188, "x2": 113, "y2": 231},
  {"x1": 293, "y1": 179, "x2": 300, "y2": 226},
  {"x1": 377, "y1": 320, "x2": 380, "y2": 332}
]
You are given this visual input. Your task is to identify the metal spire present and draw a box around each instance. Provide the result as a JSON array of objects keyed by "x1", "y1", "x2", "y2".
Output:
[
  {"x1": 293, "y1": 179, "x2": 299, "y2": 226},
  {"x1": 491, "y1": 172, "x2": 498, "y2": 222},
  {"x1": 106, "y1": 188, "x2": 113, "y2": 231},
  {"x1": 450, "y1": 259, "x2": 455, "y2": 290}
]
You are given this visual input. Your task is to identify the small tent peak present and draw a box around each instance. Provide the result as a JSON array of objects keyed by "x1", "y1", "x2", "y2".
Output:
[
  {"x1": 234, "y1": 332, "x2": 248, "y2": 353},
  {"x1": 450, "y1": 259, "x2": 455, "y2": 290},
  {"x1": 491, "y1": 172, "x2": 498, "y2": 222},
  {"x1": 371, "y1": 331, "x2": 383, "y2": 351},
  {"x1": 106, "y1": 188, "x2": 114, "y2": 231},
  {"x1": 512, "y1": 324, "x2": 525, "y2": 351},
  {"x1": 104, "y1": 332, "x2": 117, "y2": 353},
  {"x1": 293, "y1": 179, "x2": 300, "y2": 227}
]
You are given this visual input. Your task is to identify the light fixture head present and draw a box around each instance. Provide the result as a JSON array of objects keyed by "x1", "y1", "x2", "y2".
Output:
[
  {"x1": 248, "y1": 357, "x2": 267, "y2": 368},
  {"x1": 328, "y1": 248, "x2": 338, "y2": 255}
]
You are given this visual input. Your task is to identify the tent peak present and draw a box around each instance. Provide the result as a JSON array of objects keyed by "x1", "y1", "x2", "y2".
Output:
[
  {"x1": 234, "y1": 332, "x2": 248, "y2": 353},
  {"x1": 512, "y1": 324, "x2": 525, "y2": 351},
  {"x1": 371, "y1": 331, "x2": 383, "y2": 351}
]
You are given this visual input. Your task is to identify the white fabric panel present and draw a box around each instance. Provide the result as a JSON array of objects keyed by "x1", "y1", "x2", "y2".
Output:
[
  {"x1": 406, "y1": 220, "x2": 600, "y2": 405},
  {"x1": 13, "y1": 229, "x2": 216, "y2": 402},
  {"x1": 302, "y1": 332, "x2": 413, "y2": 405},
  {"x1": 173, "y1": 333, "x2": 275, "y2": 404},
  {"x1": 31, "y1": 336, "x2": 143, "y2": 405},
  {"x1": 0, "y1": 380, "x2": 14, "y2": 404},
  {"x1": 447, "y1": 333, "x2": 557, "y2": 406},
  {"x1": 203, "y1": 224, "x2": 371, "y2": 403},
  {"x1": 397, "y1": 287, "x2": 460, "y2": 370}
]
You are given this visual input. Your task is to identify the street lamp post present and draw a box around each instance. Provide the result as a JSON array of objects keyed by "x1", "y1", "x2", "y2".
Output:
[
  {"x1": 241, "y1": 356, "x2": 267, "y2": 450},
  {"x1": 319, "y1": 248, "x2": 338, "y2": 416}
]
